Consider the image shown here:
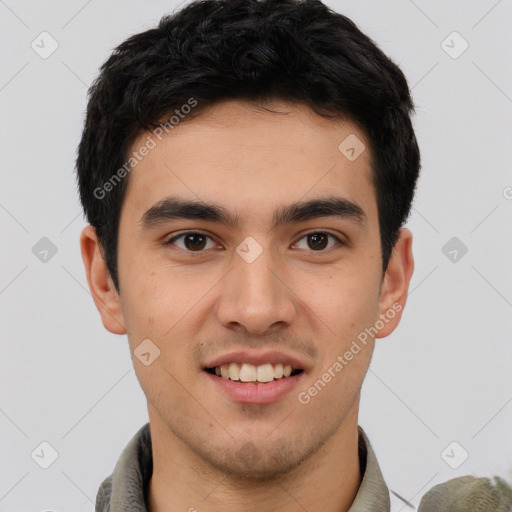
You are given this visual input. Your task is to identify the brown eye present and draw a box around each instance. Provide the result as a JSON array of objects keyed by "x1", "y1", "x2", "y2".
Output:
[
  {"x1": 183, "y1": 233, "x2": 207, "y2": 250},
  {"x1": 294, "y1": 232, "x2": 341, "y2": 251},
  {"x1": 307, "y1": 233, "x2": 328, "y2": 250},
  {"x1": 166, "y1": 232, "x2": 216, "y2": 251}
]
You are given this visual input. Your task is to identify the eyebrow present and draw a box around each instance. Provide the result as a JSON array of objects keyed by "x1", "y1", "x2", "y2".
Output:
[{"x1": 139, "y1": 195, "x2": 366, "y2": 230}]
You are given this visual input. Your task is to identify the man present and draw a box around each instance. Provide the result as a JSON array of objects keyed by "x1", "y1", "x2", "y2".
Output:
[{"x1": 76, "y1": 0, "x2": 511, "y2": 510}]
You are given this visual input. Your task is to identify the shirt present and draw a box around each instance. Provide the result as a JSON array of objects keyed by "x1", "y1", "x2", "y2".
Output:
[{"x1": 95, "y1": 423, "x2": 512, "y2": 511}]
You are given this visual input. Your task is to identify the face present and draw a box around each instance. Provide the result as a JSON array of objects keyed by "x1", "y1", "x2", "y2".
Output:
[{"x1": 82, "y1": 99, "x2": 413, "y2": 481}]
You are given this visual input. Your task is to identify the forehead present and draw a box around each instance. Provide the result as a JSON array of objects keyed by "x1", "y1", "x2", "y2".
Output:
[{"x1": 121, "y1": 99, "x2": 377, "y2": 227}]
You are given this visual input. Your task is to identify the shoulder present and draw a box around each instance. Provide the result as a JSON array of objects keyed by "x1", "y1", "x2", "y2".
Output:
[{"x1": 418, "y1": 475, "x2": 512, "y2": 512}]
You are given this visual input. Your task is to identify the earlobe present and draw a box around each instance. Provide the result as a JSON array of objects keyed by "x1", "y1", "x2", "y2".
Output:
[
  {"x1": 79, "y1": 225, "x2": 127, "y2": 335},
  {"x1": 376, "y1": 227, "x2": 414, "y2": 339}
]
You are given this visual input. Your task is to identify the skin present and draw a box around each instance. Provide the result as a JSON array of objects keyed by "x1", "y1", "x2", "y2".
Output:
[{"x1": 80, "y1": 99, "x2": 414, "y2": 512}]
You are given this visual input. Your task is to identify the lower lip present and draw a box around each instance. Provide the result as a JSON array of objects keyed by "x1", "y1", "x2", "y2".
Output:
[{"x1": 204, "y1": 371, "x2": 305, "y2": 404}]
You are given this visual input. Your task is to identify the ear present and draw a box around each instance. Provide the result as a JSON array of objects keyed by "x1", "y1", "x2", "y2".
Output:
[
  {"x1": 376, "y1": 227, "x2": 414, "y2": 338},
  {"x1": 80, "y1": 225, "x2": 127, "y2": 335}
]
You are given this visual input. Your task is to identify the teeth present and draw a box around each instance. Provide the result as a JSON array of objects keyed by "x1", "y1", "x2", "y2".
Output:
[
  {"x1": 228, "y1": 362, "x2": 240, "y2": 381},
  {"x1": 257, "y1": 363, "x2": 274, "y2": 383},
  {"x1": 239, "y1": 363, "x2": 257, "y2": 382},
  {"x1": 213, "y1": 363, "x2": 296, "y2": 382}
]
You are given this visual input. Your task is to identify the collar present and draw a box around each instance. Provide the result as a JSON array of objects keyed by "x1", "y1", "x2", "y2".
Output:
[
  {"x1": 95, "y1": 423, "x2": 390, "y2": 512},
  {"x1": 349, "y1": 426, "x2": 390, "y2": 511}
]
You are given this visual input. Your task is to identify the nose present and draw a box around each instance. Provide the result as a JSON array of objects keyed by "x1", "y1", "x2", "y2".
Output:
[{"x1": 215, "y1": 245, "x2": 297, "y2": 335}]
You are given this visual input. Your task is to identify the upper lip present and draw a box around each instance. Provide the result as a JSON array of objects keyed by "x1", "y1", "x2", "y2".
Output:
[{"x1": 203, "y1": 350, "x2": 310, "y2": 371}]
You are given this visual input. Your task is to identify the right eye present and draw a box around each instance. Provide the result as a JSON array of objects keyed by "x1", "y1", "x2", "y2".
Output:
[{"x1": 165, "y1": 232, "x2": 219, "y2": 252}]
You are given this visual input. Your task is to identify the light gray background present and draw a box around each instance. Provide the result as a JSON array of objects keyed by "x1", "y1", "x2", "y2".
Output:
[{"x1": 1, "y1": 0, "x2": 511, "y2": 510}]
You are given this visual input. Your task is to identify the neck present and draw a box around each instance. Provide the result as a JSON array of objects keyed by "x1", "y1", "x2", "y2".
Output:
[{"x1": 146, "y1": 406, "x2": 362, "y2": 512}]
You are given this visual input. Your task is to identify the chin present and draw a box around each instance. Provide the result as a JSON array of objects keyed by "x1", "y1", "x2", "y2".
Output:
[{"x1": 197, "y1": 434, "x2": 326, "y2": 483}]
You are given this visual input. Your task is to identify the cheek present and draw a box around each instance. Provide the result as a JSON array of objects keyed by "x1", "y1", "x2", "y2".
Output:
[
  {"x1": 118, "y1": 262, "x2": 214, "y2": 374},
  {"x1": 294, "y1": 267, "x2": 381, "y2": 394},
  {"x1": 297, "y1": 267, "x2": 380, "y2": 332},
  {"x1": 118, "y1": 252, "x2": 188, "y2": 328}
]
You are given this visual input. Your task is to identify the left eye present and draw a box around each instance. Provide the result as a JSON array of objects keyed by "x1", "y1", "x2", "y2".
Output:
[
  {"x1": 293, "y1": 232, "x2": 341, "y2": 251},
  {"x1": 166, "y1": 232, "x2": 218, "y2": 251}
]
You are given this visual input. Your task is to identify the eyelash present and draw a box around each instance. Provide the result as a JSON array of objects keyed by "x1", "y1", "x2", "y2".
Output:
[{"x1": 164, "y1": 231, "x2": 344, "y2": 252}]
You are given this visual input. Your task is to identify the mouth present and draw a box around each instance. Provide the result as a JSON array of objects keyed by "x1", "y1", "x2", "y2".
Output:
[
  {"x1": 202, "y1": 351, "x2": 308, "y2": 404},
  {"x1": 205, "y1": 362, "x2": 304, "y2": 383}
]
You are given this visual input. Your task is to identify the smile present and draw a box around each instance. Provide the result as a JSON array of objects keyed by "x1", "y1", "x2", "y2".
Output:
[
  {"x1": 202, "y1": 350, "x2": 308, "y2": 403},
  {"x1": 206, "y1": 362, "x2": 303, "y2": 383}
]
